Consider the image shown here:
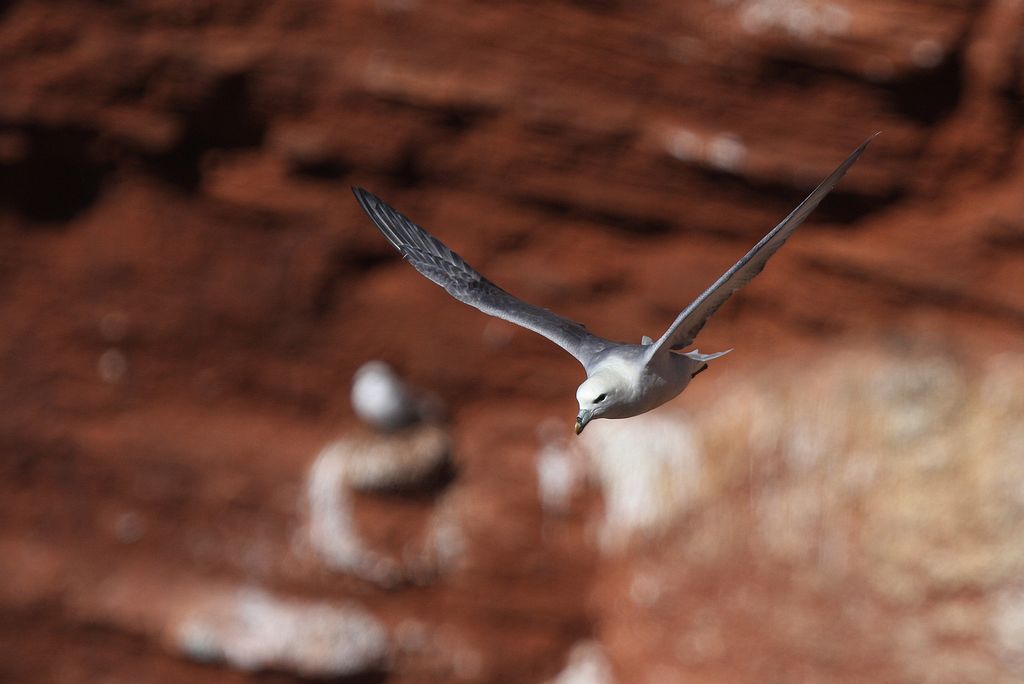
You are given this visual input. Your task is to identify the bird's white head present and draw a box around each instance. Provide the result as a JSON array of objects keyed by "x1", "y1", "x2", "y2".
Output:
[{"x1": 574, "y1": 374, "x2": 620, "y2": 435}]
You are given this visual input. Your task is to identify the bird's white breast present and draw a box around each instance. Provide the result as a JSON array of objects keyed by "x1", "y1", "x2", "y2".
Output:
[{"x1": 589, "y1": 352, "x2": 693, "y2": 419}]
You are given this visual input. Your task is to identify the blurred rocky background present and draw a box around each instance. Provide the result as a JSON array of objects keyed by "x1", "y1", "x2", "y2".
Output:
[{"x1": 2, "y1": 1, "x2": 1024, "y2": 682}]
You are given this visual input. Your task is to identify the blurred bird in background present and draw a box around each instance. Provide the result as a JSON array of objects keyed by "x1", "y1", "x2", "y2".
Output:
[{"x1": 350, "y1": 360, "x2": 435, "y2": 432}]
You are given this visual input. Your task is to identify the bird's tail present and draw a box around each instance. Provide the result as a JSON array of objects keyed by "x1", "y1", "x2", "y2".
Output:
[
  {"x1": 674, "y1": 348, "x2": 732, "y2": 378},
  {"x1": 677, "y1": 348, "x2": 732, "y2": 362}
]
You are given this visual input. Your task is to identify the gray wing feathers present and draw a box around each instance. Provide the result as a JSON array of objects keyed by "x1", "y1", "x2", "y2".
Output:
[
  {"x1": 353, "y1": 188, "x2": 610, "y2": 369},
  {"x1": 645, "y1": 135, "x2": 875, "y2": 362}
]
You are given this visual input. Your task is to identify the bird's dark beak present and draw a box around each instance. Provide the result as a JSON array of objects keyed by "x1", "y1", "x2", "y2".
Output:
[{"x1": 574, "y1": 410, "x2": 593, "y2": 435}]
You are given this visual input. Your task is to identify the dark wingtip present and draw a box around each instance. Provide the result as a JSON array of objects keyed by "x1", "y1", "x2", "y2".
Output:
[
  {"x1": 352, "y1": 186, "x2": 383, "y2": 222},
  {"x1": 851, "y1": 133, "x2": 878, "y2": 159},
  {"x1": 853, "y1": 132, "x2": 880, "y2": 156},
  {"x1": 350, "y1": 186, "x2": 409, "y2": 253},
  {"x1": 352, "y1": 186, "x2": 373, "y2": 206},
  {"x1": 827, "y1": 134, "x2": 876, "y2": 181}
]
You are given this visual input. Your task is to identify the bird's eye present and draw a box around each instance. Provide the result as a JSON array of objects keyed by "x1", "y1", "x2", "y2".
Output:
[{"x1": 595, "y1": 393, "x2": 607, "y2": 403}]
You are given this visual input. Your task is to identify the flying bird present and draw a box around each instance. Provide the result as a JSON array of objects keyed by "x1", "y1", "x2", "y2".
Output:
[{"x1": 353, "y1": 136, "x2": 873, "y2": 434}]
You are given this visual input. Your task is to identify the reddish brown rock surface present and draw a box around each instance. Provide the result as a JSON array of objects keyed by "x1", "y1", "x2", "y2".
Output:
[{"x1": 2, "y1": 1, "x2": 1024, "y2": 682}]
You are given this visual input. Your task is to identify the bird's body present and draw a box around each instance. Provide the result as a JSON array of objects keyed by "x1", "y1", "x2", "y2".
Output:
[
  {"x1": 574, "y1": 345, "x2": 727, "y2": 426},
  {"x1": 353, "y1": 136, "x2": 874, "y2": 433}
]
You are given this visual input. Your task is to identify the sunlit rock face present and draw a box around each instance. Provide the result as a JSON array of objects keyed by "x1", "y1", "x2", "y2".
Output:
[
  {"x1": 174, "y1": 587, "x2": 389, "y2": 677},
  {"x1": 580, "y1": 413, "x2": 705, "y2": 551},
  {"x1": 304, "y1": 425, "x2": 460, "y2": 587},
  {"x1": 585, "y1": 350, "x2": 1024, "y2": 683}
]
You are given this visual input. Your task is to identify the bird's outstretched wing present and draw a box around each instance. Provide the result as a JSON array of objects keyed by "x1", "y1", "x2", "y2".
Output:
[
  {"x1": 353, "y1": 188, "x2": 613, "y2": 371},
  {"x1": 644, "y1": 135, "x2": 875, "y2": 365}
]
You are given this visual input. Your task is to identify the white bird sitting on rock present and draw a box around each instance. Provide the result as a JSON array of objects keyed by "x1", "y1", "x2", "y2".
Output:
[
  {"x1": 353, "y1": 136, "x2": 874, "y2": 434},
  {"x1": 350, "y1": 361, "x2": 434, "y2": 432}
]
